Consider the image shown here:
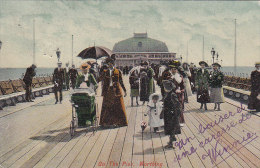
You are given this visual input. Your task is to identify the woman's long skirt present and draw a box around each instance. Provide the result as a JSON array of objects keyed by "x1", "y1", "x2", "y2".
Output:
[
  {"x1": 100, "y1": 86, "x2": 128, "y2": 127},
  {"x1": 210, "y1": 87, "x2": 225, "y2": 103},
  {"x1": 130, "y1": 88, "x2": 139, "y2": 97},
  {"x1": 197, "y1": 88, "x2": 210, "y2": 103},
  {"x1": 183, "y1": 77, "x2": 192, "y2": 97}
]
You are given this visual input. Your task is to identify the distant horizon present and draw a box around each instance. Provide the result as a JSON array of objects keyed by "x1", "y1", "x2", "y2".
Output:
[
  {"x1": 0, "y1": 65, "x2": 256, "y2": 69},
  {"x1": 0, "y1": 1, "x2": 259, "y2": 67}
]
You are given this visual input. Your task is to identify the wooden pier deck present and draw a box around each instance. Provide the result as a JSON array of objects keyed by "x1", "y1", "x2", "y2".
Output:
[{"x1": 0, "y1": 76, "x2": 259, "y2": 168}]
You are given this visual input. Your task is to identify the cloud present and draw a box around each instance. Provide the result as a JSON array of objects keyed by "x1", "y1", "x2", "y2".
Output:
[{"x1": 0, "y1": 1, "x2": 259, "y2": 68}]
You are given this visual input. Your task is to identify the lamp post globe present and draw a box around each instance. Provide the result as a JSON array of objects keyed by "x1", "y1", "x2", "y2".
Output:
[
  {"x1": 56, "y1": 48, "x2": 61, "y2": 62},
  {"x1": 211, "y1": 48, "x2": 215, "y2": 63}
]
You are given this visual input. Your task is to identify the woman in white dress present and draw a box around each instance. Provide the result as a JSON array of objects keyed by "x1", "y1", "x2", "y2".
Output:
[{"x1": 182, "y1": 63, "x2": 192, "y2": 103}]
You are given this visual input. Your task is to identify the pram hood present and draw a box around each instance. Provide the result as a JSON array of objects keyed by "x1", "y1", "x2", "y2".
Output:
[{"x1": 70, "y1": 88, "x2": 95, "y2": 97}]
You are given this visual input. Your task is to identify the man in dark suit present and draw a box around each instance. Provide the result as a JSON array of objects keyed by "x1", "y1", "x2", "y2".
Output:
[
  {"x1": 53, "y1": 62, "x2": 64, "y2": 104},
  {"x1": 23, "y1": 64, "x2": 37, "y2": 102},
  {"x1": 68, "y1": 64, "x2": 78, "y2": 89}
]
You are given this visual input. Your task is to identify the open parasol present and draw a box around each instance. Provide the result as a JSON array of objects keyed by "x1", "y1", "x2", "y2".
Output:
[{"x1": 77, "y1": 46, "x2": 113, "y2": 60}]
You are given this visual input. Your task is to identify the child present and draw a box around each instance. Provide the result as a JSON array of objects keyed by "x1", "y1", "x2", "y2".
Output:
[
  {"x1": 145, "y1": 93, "x2": 164, "y2": 133},
  {"x1": 162, "y1": 80, "x2": 182, "y2": 149}
]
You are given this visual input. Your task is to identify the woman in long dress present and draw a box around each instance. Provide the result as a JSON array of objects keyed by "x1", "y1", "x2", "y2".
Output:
[
  {"x1": 209, "y1": 63, "x2": 225, "y2": 111},
  {"x1": 99, "y1": 57, "x2": 128, "y2": 127},
  {"x1": 195, "y1": 61, "x2": 210, "y2": 111},
  {"x1": 169, "y1": 61, "x2": 185, "y2": 125},
  {"x1": 182, "y1": 62, "x2": 192, "y2": 103},
  {"x1": 140, "y1": 69, "x2": 149, "y2": 104}
]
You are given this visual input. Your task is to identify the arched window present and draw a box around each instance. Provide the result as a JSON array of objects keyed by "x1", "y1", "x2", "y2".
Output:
[{"x1": 138, "y1": 42, "x2": 142, "y2": 47}]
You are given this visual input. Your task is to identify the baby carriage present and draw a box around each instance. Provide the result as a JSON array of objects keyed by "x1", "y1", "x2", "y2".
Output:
[{"x1": 70, "y1": 88, "x2": 98, "y2": 136}]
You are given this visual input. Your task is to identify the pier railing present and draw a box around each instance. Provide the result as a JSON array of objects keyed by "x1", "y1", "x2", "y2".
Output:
[
  {"x1": 222, "y1": 72, "x2": 251, "y2": 102},
  {"x1": 0, "y1": 76, "x2": 54, "y2": 110}
]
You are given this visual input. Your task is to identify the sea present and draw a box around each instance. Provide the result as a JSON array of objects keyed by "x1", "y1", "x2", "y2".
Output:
[{"x1": 0, "y1": 66, "x2": 256, "y2": 81}]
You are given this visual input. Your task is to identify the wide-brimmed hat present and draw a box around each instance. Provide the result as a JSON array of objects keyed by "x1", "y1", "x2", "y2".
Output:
[
  {"x1": 105, "y1": 57, "x2": 115, "y2": 64},
  {"x1": 140, "y1": 61, "x2": 148, "y2": 66},
  {"x1": 168, "y1": 60, "x2": 180, "y2": 69},
  {"x1": 199, "y1": 61, "x2": 208, "y2": 67},
  {"x1": 31, "y1": 64, "x2": 37, "y2": 68},
  {"x1": 80, "y1": 62, "x2": 91, "y2": 70},
  {"x1": 212, "y1": 63, "x2": 221, "y2": 67},
  {"x1": 182, "y1": 62, "x2": 189, "y2": 66},
  {"x1": 162, "y1": 80, "x2": 176, "y2": 91},
  {"x1": 255, "y1": 62, "x2": 260, "y2": 66},
  {"x1": 57, "y1": 61, "x2": 62, "y2": 65}
]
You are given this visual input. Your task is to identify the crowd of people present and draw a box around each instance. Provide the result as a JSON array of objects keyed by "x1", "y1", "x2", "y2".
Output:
[{"x1": 22, "y1": 57, "x2": 260, "y2": 149}]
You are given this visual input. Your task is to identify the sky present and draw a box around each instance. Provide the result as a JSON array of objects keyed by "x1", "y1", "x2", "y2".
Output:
[{"x1": 0, "y1": 0, "x2": 259, "y2": 68}]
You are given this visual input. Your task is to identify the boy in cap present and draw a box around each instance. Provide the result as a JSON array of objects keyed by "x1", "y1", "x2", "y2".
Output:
[{"x1": 161, "y1": 80, "x2": 181, "y2": 149}]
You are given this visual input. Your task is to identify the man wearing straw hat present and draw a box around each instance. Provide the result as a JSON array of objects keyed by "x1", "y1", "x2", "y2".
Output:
[
  {"x1": 53, "y1": 61, "x2": 64, "y2": 104},
  {"x1": 248, "y1": 62, "x2": 260, "y2": 112}
]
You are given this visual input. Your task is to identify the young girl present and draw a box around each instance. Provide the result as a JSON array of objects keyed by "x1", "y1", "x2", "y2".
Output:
[{"x1": 145, "y1": 93, "x2": 164, "y2": 133}]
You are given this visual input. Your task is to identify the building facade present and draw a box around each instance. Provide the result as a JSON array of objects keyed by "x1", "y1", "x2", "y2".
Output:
[{"x1": 112, "y1": 33, "x2": 176, "y2": 66}]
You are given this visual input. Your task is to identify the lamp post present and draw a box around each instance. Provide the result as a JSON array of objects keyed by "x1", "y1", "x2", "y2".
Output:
[
  {"x1": 56, "y1": 48, "x2": 61, "y2": 62},
  {"x1": 211, "y1": 48, "x2": 215, "y2": 63}
]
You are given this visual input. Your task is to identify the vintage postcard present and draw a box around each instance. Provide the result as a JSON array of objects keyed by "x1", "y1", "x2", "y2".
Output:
[{"x1": 0, "y1": 0, "x2": 259, "y2": 168}]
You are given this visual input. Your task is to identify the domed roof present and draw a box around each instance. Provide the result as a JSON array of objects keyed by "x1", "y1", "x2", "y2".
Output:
[{"x1": 113, "y1": 33, "x2": 169, "y2": 53}]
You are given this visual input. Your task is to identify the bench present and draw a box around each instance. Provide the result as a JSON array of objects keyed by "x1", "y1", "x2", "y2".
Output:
[
  {"x1": 0, "y1": 77, "x2": 54, "y2": 110},
  {"x1": 223, "y1": 85, "x2": 251, "y2": 102},
  {"x1": 0, "y1": 81, "x2": 25, "y2": 109}
]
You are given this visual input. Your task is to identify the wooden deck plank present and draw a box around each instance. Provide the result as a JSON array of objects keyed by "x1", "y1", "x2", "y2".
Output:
[
  {"x1": 151, "y1": 131, "x2": 168, "y2": 168},
  {"x1": 0, "y1": 113, "x2": 69, "y2": 164},
  {"x1": 183, "y1": 105, "x2": 231, "y2": 168},
  {"x1": 44, "y1": 129, "x2": 87, "y2": 168},
  {"x1": 93, "y1": 128, "x2": 119, "y2": 168},
  {"x1": 173, "y1": 134, "x2": 193, "y2": 168},
  {"x1": 69, "y1": 131, "x2": 102, "y2": 168},
  {"x1": 142, "y1": 127, "x2": 155, "y2": 168},
  {"x1": 178, "y1": 126, "x2": 206, "y2": 168},
  {"x1": 159, "y1": 133, "x2": 180, "y2": 168},
  {"x1": 1, "y1": 116, "x2": 70, "y2": 168},
  {"x1": 119, "y1": 106, "x2": 138, "y2": 168},
  {"x1": 190, "y1": 100, "x2": 260, "y2": 167},
  {"x1": 131, "y1": 105, "x2": 144, "y2": 168},
  {"x1": 81, "y1": 129, "x2": 111, "y2": 168},
  {"x1": 206, "y1": 104, "x2": 260, "y2": 155},
  {"x1": 185, "y1": 99, "x2": 250, "y2": 168},
  {"x1": 55, "y1": 130, "x2": 97, "y2": 168},
  {"x1": 33, "y1": 133, "x2": 71, "y2": 168},
  {"x1": 180, "y1": 119, "x2": 213, "y2": 168}
]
